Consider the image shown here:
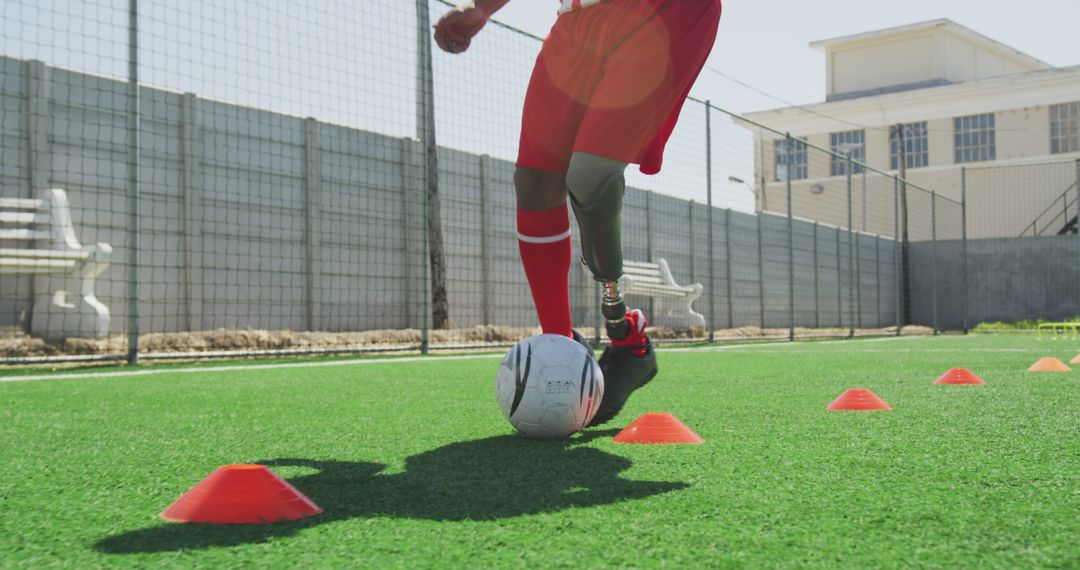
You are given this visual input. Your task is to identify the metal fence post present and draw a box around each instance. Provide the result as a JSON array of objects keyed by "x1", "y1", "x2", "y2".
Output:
[
  {"x1": 479, "y1": 155, "x2": 491, "y2": 326},
  {"x1": 26, "y1": 60, "x2": 49, "y2": 197},
  {"x1": 757, "y1": 213, "x2": 766, "y2": 329},
  {"x1": 645, "y1": 191, "x2": 655, "y2": 321},
  {"x1": 724, "y1": 208, "x2": 734, "y2": 331},
  {"x1": 894, "y1": 175, "x2": 902, "y2": 336},
  {"x1": 786, "y1": 135, "x2": 794, "y2": 341},
  {"x1": 126, "y1": 0, "x2": 141, "y2": 364},
  {"x1": 836, "y1": 226, "x2": 842, "y2": 328},
  {"x1": 875, "y1": 236, "x2": 882, "y2": 327},
  {"x1": 688, "y1": 201, "x2": 696, "y2": 284},
  {"x1": 646, "y1": 191, "x2": 654, "y2": 260},
  {"x1": 26, "y1": 60, "x2": 49, "y2": 332},
  {"x1": 706, "y1": 101, "x2": 716, "y2": 342},
  {"x1": 846, "y1": 157, "x2": 854, "y2": 338},
  {"x1": 1075, "y1": 160, "x2": 1080, "y2": 315},
  {"x1": 415, "y1": 0, "x2": 434, "y2": 353},
  {"x1": 813, "y1": 222, "x2": 820, "y2": 329},
  {"x1": 180, "y1": 94, "x2": 203, "y2": 333},
  {"x1": 861, "y1": 169, "x2": 867, "y2": 231},
  {"x1": 303, "y1": 118, "x2": 321, "y2": 332},
  {"x1": 961, "y1": 167, "x2": 969, "y2": 334},
  {"x1": 931, "y1": 191, "x2": 939, "y2": 335},
  {"x1": 855, "y1": 228, "x2": 862, "y2": 330}
]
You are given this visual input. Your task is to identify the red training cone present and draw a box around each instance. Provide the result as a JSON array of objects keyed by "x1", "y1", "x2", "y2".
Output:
[
  {"x1": 161, "y1": 464, "x2": 322, "y2": 524},
  {"x1": 612, "y1": 413, "x2": 704, "y2": 444},
  {"x1": 934, "y1": 368, "x2": 985, "y2": 385},
  {"x1": 826, "y1": 389, "x2": 891, "y2": 411},
  {"x1": 1070, "y1": 354, "x2": 1080, "y2": 365},
  {"x1": 1028, "y1": 358, "x2": 1071, "y2": 372}
]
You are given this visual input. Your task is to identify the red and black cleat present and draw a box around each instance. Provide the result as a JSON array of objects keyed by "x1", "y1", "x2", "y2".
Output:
[{"x1": 588, "y1": 310, "x2": 658, "y2": 427}]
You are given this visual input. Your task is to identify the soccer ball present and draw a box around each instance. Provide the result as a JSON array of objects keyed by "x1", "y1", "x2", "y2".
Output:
[{"x1": 495, "y1": 334, "x2": 604, "y2": 438}]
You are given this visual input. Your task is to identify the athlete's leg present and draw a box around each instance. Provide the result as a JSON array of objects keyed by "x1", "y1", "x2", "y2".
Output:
[
  {"x1": 513, "y1": 7, "x2": 604, "y2": 339},
  {"x1": 570, "y1": 0, "x2": 722, "y2": 426},
  {"x1": 514, "y1": 167, "x2": 573, "y2": 338}
]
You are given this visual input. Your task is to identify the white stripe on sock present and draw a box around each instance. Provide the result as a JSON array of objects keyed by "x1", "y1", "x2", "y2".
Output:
[{"x1": 517, "y1": 228, "x2": 571, "y2": 244}]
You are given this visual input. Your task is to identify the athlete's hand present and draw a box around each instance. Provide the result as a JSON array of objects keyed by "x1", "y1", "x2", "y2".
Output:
[{"x1": 434, "y1": 3, "x2": 489, "y2": 54}]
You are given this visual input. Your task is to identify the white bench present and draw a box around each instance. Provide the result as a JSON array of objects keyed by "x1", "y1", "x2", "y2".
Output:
[
  {"x1": 0, "y1": 189, "x2": 112, "y2": 339},
  {"x1": 620, "y1": 259, "x2": 706, "y2": 329}
]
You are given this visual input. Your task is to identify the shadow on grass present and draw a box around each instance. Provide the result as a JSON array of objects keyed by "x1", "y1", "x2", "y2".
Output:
[{"x1": 95, "y1": 429, "x2": 688, "y2": 554}]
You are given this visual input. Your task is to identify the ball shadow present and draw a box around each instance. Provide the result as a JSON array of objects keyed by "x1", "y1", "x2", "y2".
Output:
[{"x1": 95, "y1": 429, "x2": 689, "y2": 554}]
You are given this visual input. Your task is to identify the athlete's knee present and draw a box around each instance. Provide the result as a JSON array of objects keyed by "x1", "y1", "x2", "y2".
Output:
[
  {"x1": 514, "y1": 166, "x2": 568, "y2": 211},
  {"x1": 565, "y1": 153, "x2": 627, "y2": 209}
]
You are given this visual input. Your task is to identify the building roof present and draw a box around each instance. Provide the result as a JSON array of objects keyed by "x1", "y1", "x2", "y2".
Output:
[{"x1": 809, "y1": 18, "x2": 1051, "y2": 71}]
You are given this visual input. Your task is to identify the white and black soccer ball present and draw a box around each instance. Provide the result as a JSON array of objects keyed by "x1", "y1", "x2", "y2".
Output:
[{"x1": 495, "y1": 334, "x2": 604, "y2": 439}]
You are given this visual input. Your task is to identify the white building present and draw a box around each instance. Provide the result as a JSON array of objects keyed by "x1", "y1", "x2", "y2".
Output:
[{"x1": 744, "y1": 19, "x2": 1080, "y2": 239}]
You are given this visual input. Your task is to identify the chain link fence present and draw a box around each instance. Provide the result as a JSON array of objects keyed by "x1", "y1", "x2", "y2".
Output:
[{"x1": 2, "y1": 1, "x2": 1077, "y2": 364}]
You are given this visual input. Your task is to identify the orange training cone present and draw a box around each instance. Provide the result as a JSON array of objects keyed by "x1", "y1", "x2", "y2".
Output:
[
  {"x1": 1070, "y1": 354, "x2": 1080, "y2": 365},
  {"x1": 826, "y1": 389, "x2": 892, "y2": 411},
  {"x1": 612, "y1": 413, "x2": 704, "y2": 444},
  {"x1": 161, "y1": 464, "x2": 322, "y2": 524},
  {"x1": 1028, "y1": 358, "x2": 1071, "y2": 372},
  {"x1": 934, "y1": 368, "x2": 985, "y2": 385}
]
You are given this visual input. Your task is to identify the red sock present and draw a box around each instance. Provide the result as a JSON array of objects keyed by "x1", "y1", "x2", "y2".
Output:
[
  {"x1": 517, "y1": 204, "x2": 573, "y2": 337},
  {"x1": 611, "y1": 309, "x2": 648, "y2": 355}
]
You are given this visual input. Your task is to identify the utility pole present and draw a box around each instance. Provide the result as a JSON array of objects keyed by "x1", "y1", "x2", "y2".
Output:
[{"x1": 416, "y1": 0, "x2": 447, "y2": 336}]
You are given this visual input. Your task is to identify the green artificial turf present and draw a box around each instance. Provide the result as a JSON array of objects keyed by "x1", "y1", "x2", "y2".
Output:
[{"x1": 1, "y1": 334, "x2": 1078, "y2": 568}]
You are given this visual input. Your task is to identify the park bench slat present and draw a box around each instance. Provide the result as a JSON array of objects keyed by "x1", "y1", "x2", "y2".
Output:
[
  {"x1": 0, "y1": 248, "x2": 91, "y2": 260},
  {"x1": 0, "y1": 212, "x2": 50, "y2": 224},
  {"x1": 0, "y1": 198, "x2": 45, "y2": 209},
  {"x1": 0, "y1": 229, "x2": 53, "y2": 240}
]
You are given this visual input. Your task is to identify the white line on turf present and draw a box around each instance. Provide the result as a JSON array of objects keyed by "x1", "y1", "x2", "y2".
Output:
[
  {"x1": 663, "y1": 335, "x2": 916, "y2": 353},
  {"x1": 707, "y1": 348, "x2": 1045, "y2": 353},
  {"x1": 0, "y1": 354, "x2": 504, "y2": 384},
  {"x1": 0, "y1": 336, "x2": 920, "y2": 384}
]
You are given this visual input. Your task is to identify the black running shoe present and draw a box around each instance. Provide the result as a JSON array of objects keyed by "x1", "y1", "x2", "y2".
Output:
[
  {"x1": 571, "y1": 330, "x2": 594, "y2": 353},
  {"x1": 587, "y1": 338, "x2": 658, "y2": 427}
]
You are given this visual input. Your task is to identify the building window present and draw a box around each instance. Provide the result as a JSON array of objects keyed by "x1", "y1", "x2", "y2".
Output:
[
  {"x1": 954, "y1": 113, "x2": 996, "y2": 163},
  {"x1": 1050, "y1": 101, "x2": 1080, "y2": 154},
  {"x1": 890, "y1": 122, "x2": 929, "y2": 170},
  {"x1": 774, "y1": 138, "x2": 808, "y2": 181},
  {"x1": 830, "y1": 130, "x2": 865, "y2": 176}
]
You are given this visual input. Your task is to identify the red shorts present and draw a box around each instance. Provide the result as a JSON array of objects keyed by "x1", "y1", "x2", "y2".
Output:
[{"x1": 517, "y1": 0, "x2": 722, "y2": 175}]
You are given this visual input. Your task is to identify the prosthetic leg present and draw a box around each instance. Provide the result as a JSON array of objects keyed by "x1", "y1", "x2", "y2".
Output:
[
  {"x1": 566, "y1": 153, "x2": 632, "y2": 340},
  {"x1": 566, "y1": 153, "x2": 657, "y2": 426}
]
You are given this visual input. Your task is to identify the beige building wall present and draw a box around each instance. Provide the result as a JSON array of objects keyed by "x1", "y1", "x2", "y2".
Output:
[
  {"x1": 941, "y1": 33, "x2": 1034, "y2": 82},
  {"x1": 806, "y1": 134, "x2": 831, "y2": 178},
  {"x1": 926, "y1": 118, "x2": 953, "y2": 170},
  {"x1": 998, "y1": 106, "x2": 1051, "y2": 159},
  {"x1": 820, "y1": 21, "x2": 1048, "y2": 99},
  {"x1": 865, "y1": 127, "x2": 891, "y2": 171},
  {"x1": 754, "y1": 100, "x2": 1080, "y2": 240},
  {"x1": 746, "y1": 20, "x2": 1078, "y2": 241},
  {"x1": 830, "y1": 34, "x2": 935, "y2": 96}
]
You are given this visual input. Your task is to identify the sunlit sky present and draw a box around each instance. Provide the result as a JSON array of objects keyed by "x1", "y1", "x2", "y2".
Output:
[
  {"x1": 2, "y1": 1, "x2": 1076, "y2": 211},
  {"x1": 490, "y1": 0, "x2": 1080, "y2": 114}
]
